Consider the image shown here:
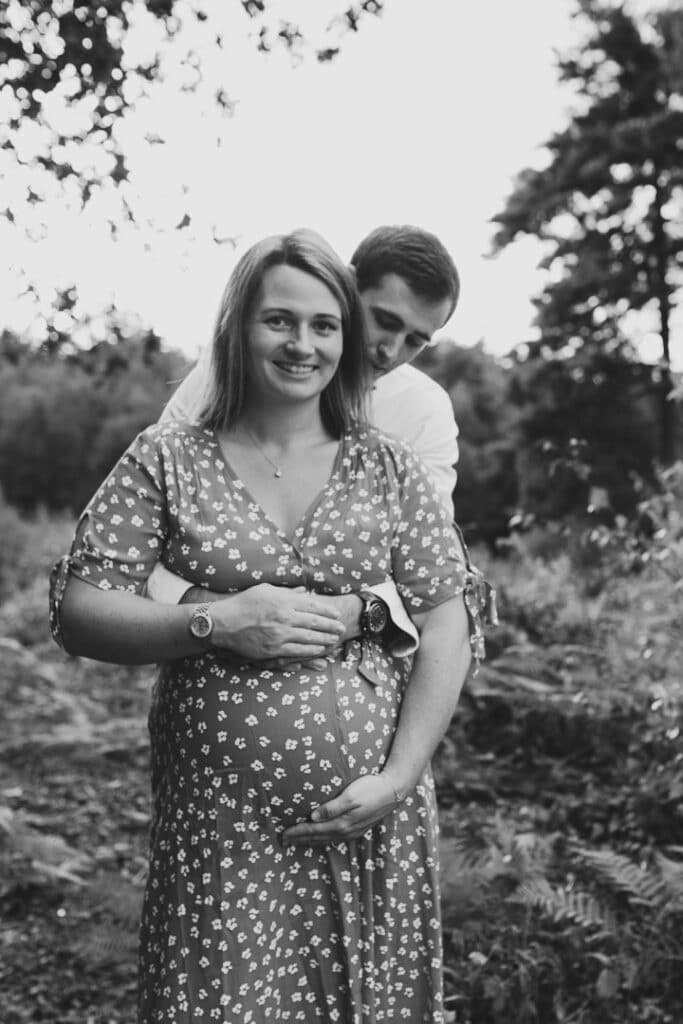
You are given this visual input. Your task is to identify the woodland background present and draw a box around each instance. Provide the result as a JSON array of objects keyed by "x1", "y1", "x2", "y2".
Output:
[{"x1": 1, "y1": 1, "x2": 682, "y2": 1022}]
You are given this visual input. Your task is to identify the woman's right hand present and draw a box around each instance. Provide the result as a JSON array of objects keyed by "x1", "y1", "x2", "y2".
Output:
[{"x1": 207, "y1": 583, "x2": 347, "y2": 661}]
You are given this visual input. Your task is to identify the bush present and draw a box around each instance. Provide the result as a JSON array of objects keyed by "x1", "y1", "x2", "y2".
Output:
[{"x1": 0, "y1": 489, "x2": 73, "y2": 606}]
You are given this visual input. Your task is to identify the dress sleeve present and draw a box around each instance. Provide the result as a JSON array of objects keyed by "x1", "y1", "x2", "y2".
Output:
[
  {"x1": 49, "y1": 428, "x2": 168, "y2": 647},
  {"x1": 389, "y1": 441, "x2": 491, "y2": 670}
]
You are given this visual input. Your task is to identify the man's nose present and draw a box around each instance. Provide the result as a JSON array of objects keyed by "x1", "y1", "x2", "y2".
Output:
[{"x1": 377, "y1": 333, "x2": 402, "y2": 361}]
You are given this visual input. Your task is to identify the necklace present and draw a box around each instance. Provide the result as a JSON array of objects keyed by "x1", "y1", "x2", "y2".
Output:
[{"x1": 242, "y1": 425, "x2": 283, "y2": 478}]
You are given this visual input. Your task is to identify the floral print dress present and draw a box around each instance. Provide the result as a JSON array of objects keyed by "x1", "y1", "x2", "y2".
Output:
[{"x1": 50, "y1": 422, "x2": 485, "y2": 1024}]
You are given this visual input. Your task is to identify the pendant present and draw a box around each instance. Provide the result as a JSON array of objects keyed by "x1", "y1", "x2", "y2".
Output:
[{"x1": 274, "y1": 468, "x2": 282, "y2": 478}]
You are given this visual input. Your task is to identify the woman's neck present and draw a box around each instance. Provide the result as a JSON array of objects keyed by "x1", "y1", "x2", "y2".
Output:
[{"x1": 236, "y1": 397, "x2": 330, "y2": 449}]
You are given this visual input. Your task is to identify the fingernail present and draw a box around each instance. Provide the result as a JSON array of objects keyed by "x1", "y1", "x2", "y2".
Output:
[{"x1": 311, "y1": 810, "x2": 320, "y2": 823}]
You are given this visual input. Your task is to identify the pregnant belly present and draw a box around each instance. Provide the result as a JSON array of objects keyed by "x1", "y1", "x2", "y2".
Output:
[{"x1": 153, "y1": 648, "x2": 405, "y2": 829}]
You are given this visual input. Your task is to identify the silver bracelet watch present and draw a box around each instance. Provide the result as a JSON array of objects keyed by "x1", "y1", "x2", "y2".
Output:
[{"x1": 188, "y1": 603, "x2": 214, "y2": 643}]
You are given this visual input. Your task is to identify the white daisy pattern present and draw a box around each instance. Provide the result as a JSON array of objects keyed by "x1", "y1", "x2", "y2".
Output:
[{"x1": 50, "y1": 422, "x2": 487, "y2": 1023}]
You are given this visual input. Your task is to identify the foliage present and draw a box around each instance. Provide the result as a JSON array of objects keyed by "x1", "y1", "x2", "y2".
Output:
[
  {"x1": 492, "y1": 0, "x2": 683, "y2": 462},
  {"x1": 0, "y1": 324, "x2": 187, "y2": 512},
  {"x1": 416, "y1": 338, "x2": 682, "y2": 534},
  {"x1": 0, "y1": 487, "x2": 73, "y2": 601},
  {"x1": 508, "y1": 340, "x2": 666, "y2": 520},
  {"x1": 0, "y1": 0, "x2": 384, "y2": 216},
  {"x1": 433, "y1": 516, "x2": 682, "y2": 1022},
  {"x1": 417, "y1": 342, "x2": 520, "y2": 544}
]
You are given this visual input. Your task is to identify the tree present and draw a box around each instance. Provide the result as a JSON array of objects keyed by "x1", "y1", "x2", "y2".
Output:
[
  {"x1": 416, "y1": 342, "x2": 520, "y2": 543},
  {"x1": 0, "y1": 0, "x2": 384, "y2": 218},
  {"x1": 0, "y1": 325, "x2": 188, "y2": 511},
  {"x1": 508, "y1": 339, "x2": 662, "y2": 520},
  {"x1": 491, "y1": 0, "x2": 683, "y2": 463}
]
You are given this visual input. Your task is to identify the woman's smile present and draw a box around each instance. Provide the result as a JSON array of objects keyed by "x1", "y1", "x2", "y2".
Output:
[{"x1": 272, "y1": 360, "x2": 319, "y2": 377}]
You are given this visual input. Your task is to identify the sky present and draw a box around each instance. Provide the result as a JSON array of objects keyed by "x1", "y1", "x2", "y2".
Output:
[{"x1": 2, "y1": 0, "x2": 673, "y2": 365}]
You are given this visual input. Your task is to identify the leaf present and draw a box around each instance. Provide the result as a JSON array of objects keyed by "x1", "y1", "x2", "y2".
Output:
[
  {"x1": 511, "y1": 878, "x2": 618, "y2": 934},
  {"x1": 468, "y1": 951, "x2": 488, "y2": 967},
  {"x1": 575, "y1": 846, "x2": 665, "y2": 906},
  {"x1": 0, "y1": 806, "x2": 93, "y2": 885},
  {"x1": 596, "y1": 967, "x2": 619, "y2": 999}
]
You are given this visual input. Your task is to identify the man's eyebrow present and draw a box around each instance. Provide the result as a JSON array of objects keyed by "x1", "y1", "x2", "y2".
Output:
[{"x1": 371, "y1": 305, "x2": 403, "y2": 326}]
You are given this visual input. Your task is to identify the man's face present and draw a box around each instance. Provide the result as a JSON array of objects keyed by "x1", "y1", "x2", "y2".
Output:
[{"x1": 359, "y1": 273, "x2": 453, "y2": 379}]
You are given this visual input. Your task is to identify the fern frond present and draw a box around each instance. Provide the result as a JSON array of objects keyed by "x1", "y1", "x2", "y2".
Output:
[
  {"x1": 93, "y1": 870, "x2": 144, "y2": 929},
  {"x1": 72, "y1": 922, "x2": 138, "y2": 967},
  {"x1": 440, "y1": 835, "x2": 496, "y2": 876},
  {"x1": 655, "y1": 853, "x2": 683, "y2": 910},
  {"x1": 511, "y1": 877, "x2": 618, "y2": 934},
  {"x1": 576, "y1": 847, "x2": 665, "y2": 906}
]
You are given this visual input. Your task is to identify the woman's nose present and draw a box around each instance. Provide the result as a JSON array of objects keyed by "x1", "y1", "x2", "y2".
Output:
[{"x1": 285, "y1": 324, "x2": 315, "y2": 352}]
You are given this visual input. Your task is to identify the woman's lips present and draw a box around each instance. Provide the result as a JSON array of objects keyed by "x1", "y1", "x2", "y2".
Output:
[{"x1": 273, "y1": 361, "x2": 317, "y2": 376}]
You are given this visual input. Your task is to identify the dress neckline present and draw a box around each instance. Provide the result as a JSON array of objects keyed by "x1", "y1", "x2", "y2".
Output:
[{"x1": 208, "y1": 428, "x2": 349, "y2": 547}]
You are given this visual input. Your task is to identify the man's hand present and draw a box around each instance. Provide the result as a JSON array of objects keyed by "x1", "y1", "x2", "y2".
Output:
[
  {"x1": 207, "y1": 583, "x2": 348, "y2": 662},
  {"x1": 183, "y1": 586, "x2": 362, "y2": 665},
  {"x1": 281, "y1": 773, "x2": 401, "y2": 847}
]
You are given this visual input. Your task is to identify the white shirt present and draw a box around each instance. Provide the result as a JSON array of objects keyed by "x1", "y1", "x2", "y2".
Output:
[
  {"x1": 371, "y1": 363, "x2": 458, "y2": 509},
  {"x1": 161, "y1": 349, "x2": 459, "y2": 508}
]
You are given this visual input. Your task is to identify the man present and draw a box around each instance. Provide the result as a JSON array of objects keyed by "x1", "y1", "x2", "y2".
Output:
[{"x1": 148, "y1": 224, "x2": 462, "y2": 657}]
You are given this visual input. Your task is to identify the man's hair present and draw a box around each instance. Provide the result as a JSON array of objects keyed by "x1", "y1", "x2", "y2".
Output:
[
  {"x1": 199, "y1": 229, "x2": 368, "y2": 437},
  {"x1": 351, "y1": 225, "x2": 460, "y2": 318}
]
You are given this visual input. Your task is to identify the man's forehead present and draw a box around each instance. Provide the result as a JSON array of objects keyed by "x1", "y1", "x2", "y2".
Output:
[{"x1": 360, "y1": 274, "x2": 451, "y2": 333}]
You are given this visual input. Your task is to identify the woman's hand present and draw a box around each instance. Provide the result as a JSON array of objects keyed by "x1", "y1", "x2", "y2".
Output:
[{"x1": 281, "y1": 773, "x2": 401, "y2": 847}]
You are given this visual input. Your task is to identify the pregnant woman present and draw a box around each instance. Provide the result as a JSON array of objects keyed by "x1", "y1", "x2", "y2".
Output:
[{"x1": 50, "y1": 230, "x2": 486, "y2": 1023}]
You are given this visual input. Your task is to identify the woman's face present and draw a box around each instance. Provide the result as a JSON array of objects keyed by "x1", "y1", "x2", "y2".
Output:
[{"x1": 244, "y1": 264, "x2": 344, "y2": 407}]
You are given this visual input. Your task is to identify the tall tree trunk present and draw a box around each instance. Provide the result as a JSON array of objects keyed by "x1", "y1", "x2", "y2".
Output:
[{"x1": 652, "y1": 182, "x2": 676, "y2": 464}]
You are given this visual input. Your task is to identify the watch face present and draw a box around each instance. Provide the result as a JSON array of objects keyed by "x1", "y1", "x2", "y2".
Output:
[
  {"x1": 366, "y1": 599, "x2": 388, "y2": 634},
  {"x1": 191, "y1": 612, "x2": 212, "y2": 639}
]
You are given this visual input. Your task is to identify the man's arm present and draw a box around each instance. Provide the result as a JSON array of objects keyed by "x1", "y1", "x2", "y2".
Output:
[
  {"x1": 401, "y1": 382, "x2": 459, "y2": 514},
  {"x1": 176, "y1": 583, "x2": 419, "y2": 657},
  {"x1": 372, "y1": 365, "x2": 459, "y2": 515}
]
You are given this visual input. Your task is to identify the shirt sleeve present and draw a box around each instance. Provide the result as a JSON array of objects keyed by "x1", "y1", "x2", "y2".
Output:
[
  {"x1": 365, "y1": 580, "x2": 420, "y2": 656},
  {"x1": 159, "y1": 345, "x2": 213, "y2": 423},
  {"x1": 387, "y1": 440, "x2": 488, "y2": 669},
  {"x1": 407, "y1": 385, "x2": 459, "y2": 513},
  {"x1": 49, "y1": 427, "x2": 168, "y2": 647},
  {"x1": 145, "y1": 562, "x2": 194, "y2": 604}
]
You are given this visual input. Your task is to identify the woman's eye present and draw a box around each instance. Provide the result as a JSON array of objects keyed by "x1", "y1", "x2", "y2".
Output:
[
  {"x1": 313, "y1": 320, "x2": 337, "y2": 336},
  {"x1": 266, "y1": 315, "x2": 291, "y2": 330}
]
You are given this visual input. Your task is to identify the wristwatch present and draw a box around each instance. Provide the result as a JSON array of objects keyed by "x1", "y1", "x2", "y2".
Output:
[
  {"x1": 359, "y1": 594, "x2": 389, "y2": 638},
  {"x1": 188, "y1": 603, "x2": 214, "y2": 643}
]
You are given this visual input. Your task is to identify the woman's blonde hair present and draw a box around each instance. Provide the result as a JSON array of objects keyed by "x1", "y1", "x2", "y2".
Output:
[{"x1": 199, "y1": 230, "x2": 368, "y2": 436}]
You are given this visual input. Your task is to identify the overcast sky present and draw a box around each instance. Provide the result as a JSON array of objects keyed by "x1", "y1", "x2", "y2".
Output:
[{"x1": 4, "y1": 0, "x2": 673, "y2": 365}]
